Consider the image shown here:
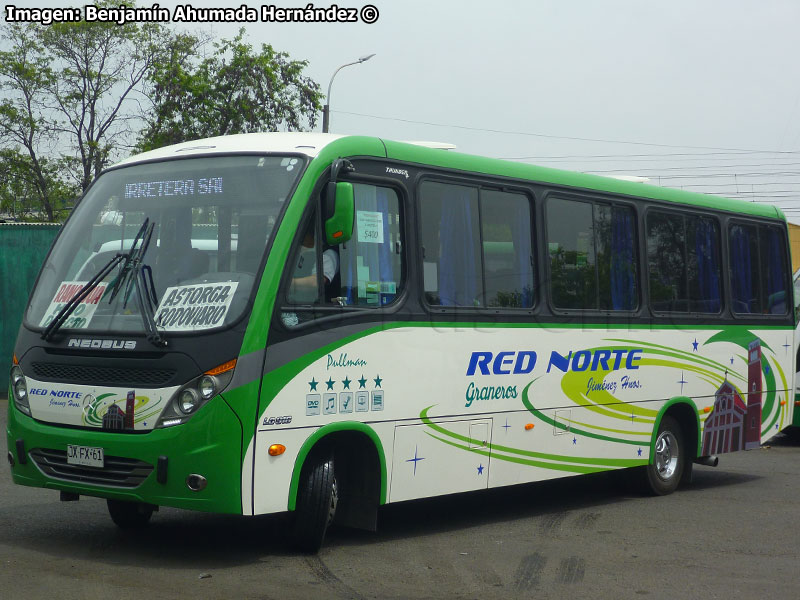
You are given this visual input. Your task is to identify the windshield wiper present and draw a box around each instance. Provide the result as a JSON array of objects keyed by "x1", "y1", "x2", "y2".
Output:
[
  {"x1": 41, "y1": 220, "x2": 150, "y2": 341},
  {"x1": 41, "y1": 251, "x2": 126, "y2": 341},
  {"x1": 133, "y1": 260, "x2": 166, "y2": 347},
  {"x1": 109, "y1": 218, "x2": 167, "y2": 347},
  {"x1": 120, "y1": 219, "x2": 154, "y2": 308},
  {"x1": 105, "y1": 218, "x2": 151, "y2": 305},
  {"x1": 41, "y1": 218, "x2": 167, "y2": 347}
]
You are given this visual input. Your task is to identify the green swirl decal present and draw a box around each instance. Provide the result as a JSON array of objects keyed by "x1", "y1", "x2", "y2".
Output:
[
  {"x1": 418, "y1": 328, "x2": 789, "y2": 475},
  {"x1": 761, "y1": 356, "x2": 779, "y2": 434},
  {"x1": 773, "y1": 359, "x2": 789, "y2": 430},
  {"x1": 424, "y1": 431, "x2": 609, "y2": 474},
  {"x1": 83, "y1": 393, "x2": 115, "y2": 426},
  {"x1": 608, "y1": 337, "x2": 744, "y2": 375},
  {"x1": 545, "y1": 333, "x2": 787, "y2": 441},
  {"x1": 419, "y1": 405, "x2": 646, "y2": 473},
  {"x1": 703, "y1": 329, "x2": 773, "y2": 353},
  {"x1": 520, "y1": 380, "x2": 643, "y2": 446},
  {"x1": 82, "y1": 393, "x2": 163, "y2": 427},
  {"x1": 554, "y1": 339, "x2": 737, "y2": 430},
  {"x1": 698, "y1": 329, "x2": 788, "y2": 432}
]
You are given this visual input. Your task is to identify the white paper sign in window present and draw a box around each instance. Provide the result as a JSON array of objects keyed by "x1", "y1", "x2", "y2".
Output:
[
  {"x1": 154, "y1": 282, "x2": 239, "y2": 331},
  {"x1": 356, "y1": 210, "x2": 384, "y2": 244},
  {"x1": 39, "y1": 281, "x2": 108, "y2": 329}
]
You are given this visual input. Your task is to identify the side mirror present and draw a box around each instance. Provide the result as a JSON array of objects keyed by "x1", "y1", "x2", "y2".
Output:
[{"x1": 324, "y1": 181, "x2": 354, "y2": 245}]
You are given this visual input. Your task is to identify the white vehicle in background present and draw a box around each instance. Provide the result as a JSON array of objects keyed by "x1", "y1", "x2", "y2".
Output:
[{"x1": 75, "y1": 238, "x2": 237, "y2": 281}]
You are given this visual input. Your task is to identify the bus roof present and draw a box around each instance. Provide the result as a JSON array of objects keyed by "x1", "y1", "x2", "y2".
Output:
[
  {"x1": 378, "y1": 138, "x2": 785, "y2": 221},
  {"x1": 113, "y1": 132, "x2": 347, "y2": 166},
  {"x1": 113, "y1": 132, "x2": 785, "y2": 221}
]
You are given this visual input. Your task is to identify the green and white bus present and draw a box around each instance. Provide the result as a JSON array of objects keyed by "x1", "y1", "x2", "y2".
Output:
[{"x1": 7, "y1": 133, "x2": 795, "y2": 551}]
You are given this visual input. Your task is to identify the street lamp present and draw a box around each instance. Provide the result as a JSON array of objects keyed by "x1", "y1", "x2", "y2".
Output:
[{"x1": 322, "y1": 53, "x2": 376, "y2": 133}]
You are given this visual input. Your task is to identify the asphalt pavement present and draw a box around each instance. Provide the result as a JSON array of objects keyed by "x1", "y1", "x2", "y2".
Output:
[{"x1": 3, "y1": 398, "x2": 800, "y2": 600}]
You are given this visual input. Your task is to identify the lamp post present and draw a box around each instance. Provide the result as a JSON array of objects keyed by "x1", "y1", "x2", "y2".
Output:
[{"x1": 322, "y1": 53, "x2": 376, "y2": 133}]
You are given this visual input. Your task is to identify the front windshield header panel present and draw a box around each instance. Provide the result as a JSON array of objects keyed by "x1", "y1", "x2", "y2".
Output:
[{"x1": 26, "y1": 154, "x2": 305, "y2": 336}]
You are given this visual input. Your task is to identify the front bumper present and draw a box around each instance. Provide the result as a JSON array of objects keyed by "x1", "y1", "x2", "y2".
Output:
[{"x1": 6, "y1": 392, "x2": 244, "y2": 514}]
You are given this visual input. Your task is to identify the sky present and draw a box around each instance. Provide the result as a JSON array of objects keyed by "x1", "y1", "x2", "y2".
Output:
[{"x1": 10, "y1": 1, "x2": 800, "y2": 222}]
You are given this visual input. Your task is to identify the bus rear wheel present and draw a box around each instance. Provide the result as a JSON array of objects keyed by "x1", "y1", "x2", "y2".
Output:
[
  {"x1": 642, "y1": 416, "x2": 684, "y2": 496},
  {"x1": 289, "y1": 453, "x2": 338, "y2": 553},
  {"x1": 107, "y1": 499, "x2": 154, "y2": 529}
]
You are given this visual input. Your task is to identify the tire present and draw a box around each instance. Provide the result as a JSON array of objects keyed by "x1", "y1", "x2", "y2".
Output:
[
  {"x1": 289, "y1": 453, "x2": 338, "y2": 553},
  {"x1": 107, "y1": 499, "x2": 154, "y2": 529},
  {"x1": 641, "y1": 415, "x2": 684, "y2": 496}
]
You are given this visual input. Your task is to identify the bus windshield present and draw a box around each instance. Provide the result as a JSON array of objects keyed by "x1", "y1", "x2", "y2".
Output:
[{"x1": 26, "y1": 154, "x2": 304, "y2": 335}]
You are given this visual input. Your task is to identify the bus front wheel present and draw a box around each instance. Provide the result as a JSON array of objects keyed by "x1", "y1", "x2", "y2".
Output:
[
  {"x1": 642, "y1": 416, "x2": 684, "y2": 495},
  {"x1": 107, "y1": 499, "x2": 154, "y2": 529},
  {"x1": 289, "y1": 453, "x2": 338, "y2": 553}
]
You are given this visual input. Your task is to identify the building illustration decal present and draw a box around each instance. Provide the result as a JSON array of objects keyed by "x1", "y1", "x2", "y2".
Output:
[
  {"x1": 101, "y1": 390, "x2": 137, "y2": 431},
  {"x1": 702, "y1": 339, "x2": 763, "y2": 455},
  {"x1": 102, "y1": 404, "x2": 125, "y2": 430}
]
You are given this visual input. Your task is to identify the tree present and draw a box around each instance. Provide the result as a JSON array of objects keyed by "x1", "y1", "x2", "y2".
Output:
[
  {"x1": 0, "y1": 2, "x2": 170, "y2": 219},
  {"x1": 0, "y1": 149, "x2": 76, "y2": 221},
  {"x1": 40, "y1": 11, "x2": 170, "y2": 190},
  {"x1": 0, "y1": 9, "x2": 323, "y2": 221},
  {"x1": 0, "y1": 22, "x2": 66, "y2": 221},
  {"x1": 137, "y1": 29, "x2": 323, "y2": 151}
]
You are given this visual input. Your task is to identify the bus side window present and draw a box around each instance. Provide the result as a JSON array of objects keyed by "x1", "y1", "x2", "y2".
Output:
[
  {"x1": 647, "y1": 211, "x2": 722, "y2": 314},
  {"x1": 547, "y1": 198, "x2": 597, "y2": 310},
  {"x1": 548, "y1": 197, "x2": 638, "y2": 311},
  {"x1": 419, "y1": 181, "x2": 483, "y2": 307},
  {"x1": 338, "y1": 184, "x2": 403, "y2": 307},
  {"x1": 285, "y1": 208, "x2": 328, "y2": 306},
  {"x1": 481, "y1": 190, "x2": 534, "y2": 308},
  {"x1": 729, "y1": 222, "x2": 789, "y2": 315},
  {"x1": 281, "y1": 183, "x2": 403, "y2": 327},
  {"x1": 420, "y1": 182, "x2": 535, "y2": 309}
]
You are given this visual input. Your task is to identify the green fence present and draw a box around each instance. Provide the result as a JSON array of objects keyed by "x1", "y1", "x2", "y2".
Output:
[{"x1": 1, "y1": 224, "x2": 61, "y2": 392}]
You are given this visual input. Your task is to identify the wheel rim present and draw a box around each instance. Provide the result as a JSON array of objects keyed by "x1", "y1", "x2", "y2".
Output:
[
  {"x1": 654, "y1": 430, "x2": 679, "y2": 481},
  {"x1": 326, "y1": 477, "x2": 339, "y2": 526}
]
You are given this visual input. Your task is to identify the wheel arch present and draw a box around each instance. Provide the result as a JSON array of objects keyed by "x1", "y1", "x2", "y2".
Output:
[
  {"x1": 288, "y1": 422, "x2": 387, "y2": 512},
  {"x1": 650, "y1": 397, "x2": 701, "y2": 462}
]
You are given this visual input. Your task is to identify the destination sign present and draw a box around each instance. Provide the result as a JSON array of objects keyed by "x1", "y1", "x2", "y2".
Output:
[{"x1": 124, "y1": 177, "x2": 223, "y2": 199}]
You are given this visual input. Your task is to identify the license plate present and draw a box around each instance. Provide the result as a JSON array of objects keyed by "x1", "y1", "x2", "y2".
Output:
[{"x1": 66, "y1": 444, "x2": 104, "y2": 468}]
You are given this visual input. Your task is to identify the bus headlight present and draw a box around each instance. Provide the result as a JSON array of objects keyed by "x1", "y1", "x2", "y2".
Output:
[
  {"x1": 155, "y1": 359, "x2": 236, "y2": 428},
  {"x1": 199, "y1": 376, "x2": 216, "y2": 400},
  {"x1": 179, "y1": 389, "x2": 200, "y2": 414},
  {"x1": 10, "y1": 366, "x2": 31, "y2": 417}
]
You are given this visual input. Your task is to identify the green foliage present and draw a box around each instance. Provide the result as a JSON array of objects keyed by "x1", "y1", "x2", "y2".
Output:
[
  {"x1": 0, "y1": 149, "x2": 77, "y2": 221},
  {"x1": 137, "y1": 28, "x2": 323, "y2": 151},
  {"x1": 0, "y1": 3, "x2": 166, "y2": 219},
  {"x1": 37, "y1": 5, "x2": 169, "y2": 191},
  {"x1": 0, "y1": 22, "x2": 63, "y2": 221},
  {"x1": 490, "y1": 288, "x2": 533, "y2": 308},
  {"x1": 0, "y1": 6, "x2": 322, "y2": 222},
  {"x1": 549, "y1": 247, "x2": 599, "y2": 309}
]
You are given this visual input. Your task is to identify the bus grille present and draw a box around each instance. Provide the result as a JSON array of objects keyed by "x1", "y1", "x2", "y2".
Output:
[
  {"x1": 29, "y1": 448, "x2": 153, "y2": 488},
  {"x1": 31, "y1": 362, "x2": 176, "y2": 387}
]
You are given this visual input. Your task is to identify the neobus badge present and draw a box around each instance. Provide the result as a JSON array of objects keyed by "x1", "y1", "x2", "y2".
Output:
[{"x1": 67, "y1": 338, "x2": 137, "y2": 350}]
